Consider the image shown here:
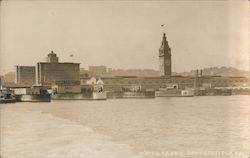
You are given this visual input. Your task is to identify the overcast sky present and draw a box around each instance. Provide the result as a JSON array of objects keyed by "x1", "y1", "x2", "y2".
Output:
[{"x1": 0, "y1": 0, "x2": 249, "y2": 75}]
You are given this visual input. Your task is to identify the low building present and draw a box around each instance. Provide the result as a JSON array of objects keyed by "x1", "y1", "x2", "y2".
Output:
[
  {"x1": 15, "y1": 66, "x2": 36, "y2": 85},
  {"x1": 80, "y1": 75, "x2": 249, "y2": 92}
]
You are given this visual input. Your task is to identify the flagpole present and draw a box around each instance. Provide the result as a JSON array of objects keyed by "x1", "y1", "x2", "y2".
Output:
[
  {"x1": 69, "y1": 54, "x2": 74, "y2": 63},
  {"x1": 161, "y1": 24, "x2": 165, "y2": 34}
]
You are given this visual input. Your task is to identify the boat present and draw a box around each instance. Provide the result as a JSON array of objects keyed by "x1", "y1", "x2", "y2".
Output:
[
  {"x1": 155, "y1": 84, "x2": 194, "y2": 97},
  {"x1": 89, "y1": 83, "x2": 107, "y2": 100},
  {"x1": 51, "y1": 91, "x2": 107, "y2": 100},
  {"x1": 107, "y1": 89, "x2": 155, "y2": 99},
  {"x1": 122, "y1": 90, "x2": 155, "y2": 98},
  {"x1": 180, "y1": 89, "x2": 195, "y2": 97},
  {"x1": 51, "y1": 82, "x2": 107, "y2": 100},
  {"x1": 0, "y1": 88, "x2": 16, "y2": 103},
  {"x1": 92, "y1": 91, "x2": 107, "y2": 100},
  {"x1": 13, "y1": 85, "x2": 51, "y2": 102}
]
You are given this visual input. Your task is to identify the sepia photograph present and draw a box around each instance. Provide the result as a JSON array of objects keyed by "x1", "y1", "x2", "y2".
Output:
[{"x1": 0, "y1": 0, "x2": 249, "y2": 158}]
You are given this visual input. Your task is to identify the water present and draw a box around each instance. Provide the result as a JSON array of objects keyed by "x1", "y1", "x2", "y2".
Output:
[{"x1": 0, "y1": 96, "x2": 249, "y2": 158}]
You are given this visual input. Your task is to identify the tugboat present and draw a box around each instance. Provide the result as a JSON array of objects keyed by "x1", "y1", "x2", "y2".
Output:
[{"x1": 0, "y1": 88, "x2": 16, "y2": 103}]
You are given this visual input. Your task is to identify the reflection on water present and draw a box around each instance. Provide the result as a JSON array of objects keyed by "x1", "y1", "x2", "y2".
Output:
[{"x1": 0, "y1": 96, "x2": 249, "y2": 158}]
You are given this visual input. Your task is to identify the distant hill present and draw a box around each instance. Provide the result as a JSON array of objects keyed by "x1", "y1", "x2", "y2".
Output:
[
  {"x1": 107, "y1": 67, "x2": 249, "y2": 77},
  {"x1": 106, "y1": 69, "x2": 160, "y2": 77},
  {"x1": 174, "y1": 67, "x2": 249, "y2": 77},
  {"x1": 3, "y1": 72, "x2": 15, "y2": 83},
  {"x1": 82, "y1": 66, "x2": 249, "y2": 77}
]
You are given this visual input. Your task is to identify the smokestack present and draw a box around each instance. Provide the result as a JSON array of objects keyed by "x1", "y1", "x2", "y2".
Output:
[
  {"x1": 200, "y1": 69, "x2": 203, "y2": 86},
  {"x1": 196, "y1": 70, "x2": 199, "y2": 77},
  {"x1": 194, "y1": 69, "x2": 199, "y2": 89}
]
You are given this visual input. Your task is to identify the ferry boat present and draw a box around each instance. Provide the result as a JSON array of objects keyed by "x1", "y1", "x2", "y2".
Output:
[
  {"x1": 0, "y1": 88, "x2": 16, "y2": 103},
  {"x1": 107, "y1": 88, "x2": 155, "y2": 99},
  {"x1": 13, "y1": 85, "x2": 51, "y2": 102},
  {"x1": 155, "y1": 84, "x2": 194, "y2": 97},
  {"x1": 122, "y1": 90, "x2": 155, "y2": 99},
  {"x1": 51, "y1": 91, "x2": 107, "y2": 100},
  {"x1": 51, "y1": 79, "x2": 107, "y2": 100}
]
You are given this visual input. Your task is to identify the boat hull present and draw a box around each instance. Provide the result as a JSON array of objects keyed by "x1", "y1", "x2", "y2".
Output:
[
  {"x1": 92, "y1": 92, "x2": 107, "y2": 100},
  {"x1": 107, "y1": 91, "x2": 155, "y2": 99},
  {"x1": 0, "y1": 88, "x2": 16, "y2": 103},
  {"x1": 52, "y1": 92, "x2": 107, "y2": 100},
  {"x1": 155, "y1": 90, "x2": 194, "y2": 97},
  {"x1": 156, "y1": 94, "x2": 194, "y2": 97},
  {"x1": 0, "y1": 99, "x2": 16, "y2": 104},
  {"x1": 16, "y1": 94, "x2": 51, "y2": 102}
]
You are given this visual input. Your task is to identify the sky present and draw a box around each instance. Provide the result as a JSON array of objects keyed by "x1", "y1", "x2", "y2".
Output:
[{"x1": 0, "y1": 0, "x2": 249, "y2": 75}]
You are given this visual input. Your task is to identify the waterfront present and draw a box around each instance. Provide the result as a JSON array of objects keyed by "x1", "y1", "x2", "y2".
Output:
[{"x1": 0, "y1": 96, "x2": 249, "y2": 158}]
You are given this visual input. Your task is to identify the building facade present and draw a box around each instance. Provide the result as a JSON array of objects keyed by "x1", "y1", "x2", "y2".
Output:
[
  {"x1": 37, "y1": 51, "x2": 80, "y2": 85},
  {"x1": 80, "y1": 76, "x2": 249, "y2": 92},
  {"x1": 52, "y1": 80, "x2": 81, "y2": 94},
  {"x1": 159, "y1": 33, "x2": 171, "y2": 76},
  {"x1": 15, "y1": 66, "x2": 36, "y2": 85}
]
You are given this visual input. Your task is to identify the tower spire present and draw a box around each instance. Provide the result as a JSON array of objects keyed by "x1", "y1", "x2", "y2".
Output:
[
  {"x1": 160, "y1": 32, "x2": 170, "y2": 50},
  {"x1": 162, "y1": 33, "x2": 166, "y2": 45},
  {"x1": 163, "y1": 33, "x2": 166, "y2": 40},
  {"x1": 159, "y1": 32, "x2": 172, "y2": 77}
]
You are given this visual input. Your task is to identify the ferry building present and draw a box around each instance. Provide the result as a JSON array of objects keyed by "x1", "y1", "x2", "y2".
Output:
[
  {"x1": 159, "y1": 33, "x2": 171, "y2": 77},
  {"x1": 80, "y1": 33, "x2": 249, "y2": 92}
]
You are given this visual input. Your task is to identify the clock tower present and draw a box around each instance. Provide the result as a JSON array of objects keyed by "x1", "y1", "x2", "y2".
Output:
[{"x1": 159, "y1": 33, "x2": 171, "y2": 76}]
